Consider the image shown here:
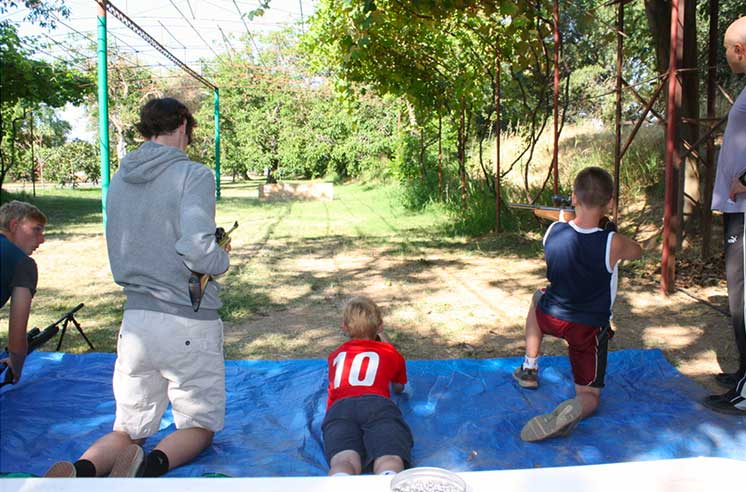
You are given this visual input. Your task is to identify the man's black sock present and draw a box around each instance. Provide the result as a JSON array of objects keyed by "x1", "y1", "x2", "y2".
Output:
[
  {"x1": 73, "y1": 459, "x2": 96, "y2": 477},
  {"x1": 143, "y1": 449, "x2": 170, "y2": 477}
]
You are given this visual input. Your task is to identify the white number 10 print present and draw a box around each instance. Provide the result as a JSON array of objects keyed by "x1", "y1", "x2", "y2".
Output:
[{"x1": 332, "y1": 351, "x2": 380, "y2": 388}]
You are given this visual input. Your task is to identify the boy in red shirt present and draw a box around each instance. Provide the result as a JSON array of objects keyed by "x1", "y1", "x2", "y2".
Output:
[{"x1": 323, "y1": 296, "x2": 413, "y2": 476}]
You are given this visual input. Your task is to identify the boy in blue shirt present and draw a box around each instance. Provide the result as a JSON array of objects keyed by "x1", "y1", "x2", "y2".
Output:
[{"x1": 514, "y1": 166, "x2": 642, "y2": 441}]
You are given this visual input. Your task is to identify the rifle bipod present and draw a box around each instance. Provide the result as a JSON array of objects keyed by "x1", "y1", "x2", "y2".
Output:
[{"x1": 55, "y1": 303, "x2": 95, "y2": 351}]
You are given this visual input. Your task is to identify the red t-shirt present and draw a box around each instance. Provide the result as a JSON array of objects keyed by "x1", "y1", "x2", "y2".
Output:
[{"x1": 326, "y1": 339, "x2": 407, "y2": 409}]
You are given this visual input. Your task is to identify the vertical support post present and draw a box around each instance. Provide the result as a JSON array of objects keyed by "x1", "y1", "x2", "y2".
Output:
[
  {"x1": 551, "y1": 0, "x2": 560, "y2": 197},
  {"x1": 661, "y1": 0, "x2": 682, "y2": 294},
  {"x1": 613, "y1": 1, "x2": 624, "y2": 223},
  {"x1": 438, "y1": 115, "x2": 442, "y2": 199},
  {"x1": 702, "y1": 0, "x2": 719, "y2": 259},
  {"x1": 214, "y1": 88, "x2": 221, "y2": 200},
  {"x1": 29, "y1": 111, "x2": 35, "y2": 197},
  {"x1": 97, "y1": 2, "x2": 110, "y2": 228},
  {"x1": 495, "y1": 42, "x2": 502, "y2": 233}
]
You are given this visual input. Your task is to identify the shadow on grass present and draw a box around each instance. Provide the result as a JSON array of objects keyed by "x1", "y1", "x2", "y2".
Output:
[{"x1": 2, "y1": 189, "x2": 103, "y2": 233}]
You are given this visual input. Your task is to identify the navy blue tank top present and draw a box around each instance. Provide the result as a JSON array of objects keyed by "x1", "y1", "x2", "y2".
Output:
[{"x1": 538, "y1": 221, "x2": 617, "y2": 327}]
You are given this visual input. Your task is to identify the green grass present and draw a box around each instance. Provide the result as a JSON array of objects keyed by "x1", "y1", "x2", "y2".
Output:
[{"x1": 3, "y1": 180, "x2": 522, "y2": 353}]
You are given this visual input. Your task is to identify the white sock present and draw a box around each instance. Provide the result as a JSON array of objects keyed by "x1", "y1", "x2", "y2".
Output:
[
  {"x1": 522, "y1": 356, "x2": 538, "y2": 370},
  {"x1": 378, "y1": 470, "x2": 397, "y2": 476},
  {"x1": 332, "y1": 472, "x2": 351, "y2": 477}
]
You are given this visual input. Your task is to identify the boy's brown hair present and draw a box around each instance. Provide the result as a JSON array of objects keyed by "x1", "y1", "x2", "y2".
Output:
[
  {"x1": 0, "y1": 200, "x2": 47, "y2": 232},
  {"x1": 343, "y1": 296, "x2": 382, "y2": 339},
  {"x1": 573, "y1": 166, "x2": 614, "y2": 208},
  {"x1": 135, "y1": 97, "x2": 197, "y2": 144}
]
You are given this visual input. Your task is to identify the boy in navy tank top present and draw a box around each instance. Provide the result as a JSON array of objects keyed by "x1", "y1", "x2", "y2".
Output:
[
  {"x1": 322, "y1": 296, "x2": 413, "y2": 476},
  {"x1": 514, "y1": 167, "x2": 642, "y2": 442}
]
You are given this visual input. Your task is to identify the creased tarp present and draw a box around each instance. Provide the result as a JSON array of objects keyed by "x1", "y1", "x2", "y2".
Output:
[{"x1": 1, "y1": 349, "x2": 744, "y2": 477}]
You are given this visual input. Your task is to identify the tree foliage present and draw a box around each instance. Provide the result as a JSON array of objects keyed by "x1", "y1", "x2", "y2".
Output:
[
  {"x1": 192, "y1": 28, "x2": 400, "y2": 182},
  {"x1": 38, "y1": 139, "x2": 98, "y2": 186},
  {"x1": 0, "y1": 2, "x2": 92, "y2": 193}
]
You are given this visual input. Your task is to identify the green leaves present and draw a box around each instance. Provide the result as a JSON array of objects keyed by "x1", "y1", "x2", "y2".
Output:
[{"x1": 0, "y1": 23, "x2": 91, "y2": 109}]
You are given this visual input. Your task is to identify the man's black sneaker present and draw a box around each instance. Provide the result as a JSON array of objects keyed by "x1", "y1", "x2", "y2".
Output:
[
  {"x1": 714, "y1": 372, "x2": 743, "y2": 389},
  {"x1": 702, "y1": 392, "x2": 746, "y2": 416},
  {"x1": 513, "y1": 365, "x2": 539, "y2": 389}
]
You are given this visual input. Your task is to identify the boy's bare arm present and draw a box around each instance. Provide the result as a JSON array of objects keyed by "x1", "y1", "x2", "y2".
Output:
[
  {"x1": 392, "y1": 382, "x2": 405, "y2": 394},
  {"x1": 610, "y1": 232, "x2": 642, "y2": 266}
]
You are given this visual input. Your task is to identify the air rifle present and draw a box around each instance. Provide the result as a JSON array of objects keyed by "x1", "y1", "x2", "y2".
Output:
[
  {"x1": 510, "y1": 195, "x2": 576, "y2": 222},
  {"x1": 1, "y1": 303, "x2": 84, "y2": 386},
  {"x1": 188, "y1": 221, "x2": 238, "y2": 312},
  {"x1": 510, "y1": 197, "x2": 617, "y2": 232},
  {"x1": 510, "y1": 203, "x2": 576, "y2": 222}
]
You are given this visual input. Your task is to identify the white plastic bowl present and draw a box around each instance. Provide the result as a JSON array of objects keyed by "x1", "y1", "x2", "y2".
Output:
[{"x1": 390, "y1": 466, "x2": 467, "y2": 492}]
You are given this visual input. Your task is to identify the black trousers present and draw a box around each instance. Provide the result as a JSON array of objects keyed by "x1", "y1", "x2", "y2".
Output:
[{"x1": 722, "y1": 213, "x2": 746, "y2": 389}]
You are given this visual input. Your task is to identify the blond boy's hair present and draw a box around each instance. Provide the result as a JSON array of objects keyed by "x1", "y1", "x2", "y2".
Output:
[
  {"x1": 343, "y1": 296, "x2": 382, "y2": 339},
  {"x1": 0, "y1": 200, "x2": 47, "y2": 232}
]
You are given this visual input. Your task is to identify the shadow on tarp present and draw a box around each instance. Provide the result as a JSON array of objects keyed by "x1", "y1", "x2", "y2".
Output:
[{"x1": 1, "y1": 349, "x2": 744, "y2": 477}]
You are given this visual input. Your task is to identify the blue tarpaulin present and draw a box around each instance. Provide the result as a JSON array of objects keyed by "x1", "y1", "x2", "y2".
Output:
[{"x1": 1, "y1": 349, "x2": 744, "y2": 477}]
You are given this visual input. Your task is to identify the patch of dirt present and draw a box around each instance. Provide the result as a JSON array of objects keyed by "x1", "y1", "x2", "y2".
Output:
[{"x1": 225, "y1": 239, "x2": 736, "y2": 395}]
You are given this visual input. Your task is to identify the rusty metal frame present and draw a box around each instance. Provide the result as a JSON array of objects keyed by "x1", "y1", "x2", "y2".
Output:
[{"x1": 496, "y1": 0, "x2": 727, "y2": 296}]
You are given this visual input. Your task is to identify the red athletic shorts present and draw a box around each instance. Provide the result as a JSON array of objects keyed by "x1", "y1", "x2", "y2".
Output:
[{"x1": 535, "y1": 306, "x2": 612, "y2": 388}]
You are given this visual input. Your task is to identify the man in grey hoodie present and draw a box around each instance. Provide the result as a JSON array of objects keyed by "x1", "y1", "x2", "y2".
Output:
[{"x1": 45, "y1": 98, "x2": 231, "y2": 478}]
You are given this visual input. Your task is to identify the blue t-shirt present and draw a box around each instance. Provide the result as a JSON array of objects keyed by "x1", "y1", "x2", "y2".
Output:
[
  {"x1": 538, "y1": 221, "x2": 617, "y2": 327},
  {"x1": 1, "y1": 234, "x2": 38, "y2": 309}
]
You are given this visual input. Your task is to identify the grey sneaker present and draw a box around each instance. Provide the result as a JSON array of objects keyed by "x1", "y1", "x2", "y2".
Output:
[
  {"x1": 44, "y1": 461, "x2": 76, "y2": 477},
  {"x1": 109, "y1": 444, "x2": 145, "y2": 478},
  {"x1": 513, "y1": 365, "x2": 539, "y2": 389},
  {"x1": 520, "y1": 398, "x2": 583, "y2": 442}
]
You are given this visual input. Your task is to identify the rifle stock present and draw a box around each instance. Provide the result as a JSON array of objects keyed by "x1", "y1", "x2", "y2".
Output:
[{"x1": 189, "y1": 221, "x2": 239, "y2": 312}]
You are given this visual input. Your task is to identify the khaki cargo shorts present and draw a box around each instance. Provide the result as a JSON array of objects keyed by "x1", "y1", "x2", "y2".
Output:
[{"x1": 113, "y1": 309, "x2": 225, "y2": 439}]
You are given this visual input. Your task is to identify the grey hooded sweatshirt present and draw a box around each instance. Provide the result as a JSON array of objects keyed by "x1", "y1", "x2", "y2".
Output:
[{"x1": 106, "y1": 141, "x2": 229, "y2": 320}]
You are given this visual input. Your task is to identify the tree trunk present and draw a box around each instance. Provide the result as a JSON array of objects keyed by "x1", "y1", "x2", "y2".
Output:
[
  {"x1": 458, "y1": 97, "x2": 467, "y2": 206},
  {"x1": 644, "y1": 1, "x2": 671, "y2": 74},
  {"x1": 419, "y1": 127, "x2": 427, "y2": 180},
  {"x1": 438, "y1": 115, "x2": 443, "y2": 198}
]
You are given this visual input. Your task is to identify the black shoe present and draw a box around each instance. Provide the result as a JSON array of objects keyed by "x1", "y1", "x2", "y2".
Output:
[
  {"x1": 714, "y1": 372, "x2": 742, "y2": 389},
  {"x1": 513, "y1": 365, "x2": 539, "y2": 389},
  {"x1": 704, "y1": 393, "x2": 730, "y2": 403},
  {"x1": 702, "y1": 392, "x2": 746, "y2": 416}
]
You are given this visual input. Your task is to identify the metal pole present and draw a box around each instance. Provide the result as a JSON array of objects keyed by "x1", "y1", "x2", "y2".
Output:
[
  {"x1": 214, "y1": 88, "x2": 221, "y2": 200},
  {"x1": 29, "y1": 111, "x2": 35, "y2": 197},
  {"x1": 552, "y1": 0, "x2": 560, "y2": 196},
  {"x1": 613, "y1": 1, "x2": 624, "y2": 222},
  {"x1": 661, "y1": 0, "x2": 681, "y2": 295},
  {"x1": 495, "y1": 42, "x2": 502, "y2": 233},
  {"x1": 702, "y1": 0, "x2": 719, "y2": 259},
  {"x1": 97, "y1": 2, "x2": 110, "y2": 228}
]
